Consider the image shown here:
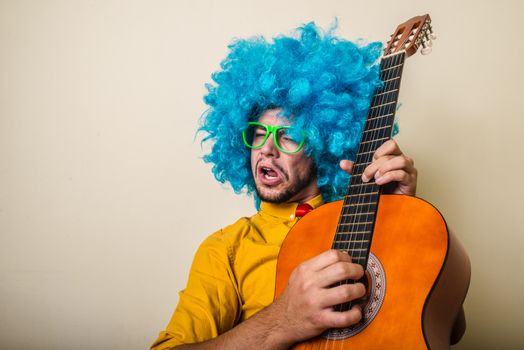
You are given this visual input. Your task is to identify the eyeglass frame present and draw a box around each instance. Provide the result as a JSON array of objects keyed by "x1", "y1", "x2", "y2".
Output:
[{"x1": 241, "y1": 121, "x2": 306, "y2": 154}]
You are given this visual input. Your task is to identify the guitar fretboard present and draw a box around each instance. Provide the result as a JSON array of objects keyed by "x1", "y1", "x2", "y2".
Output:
[{"x1": 332, "y1": 52, "x2": 406, "y2": 269}]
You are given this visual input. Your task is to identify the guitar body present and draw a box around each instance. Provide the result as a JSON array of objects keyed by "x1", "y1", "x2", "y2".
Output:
[{"x1": 275, "y1": 195, "x2": 470, "y2": 350}]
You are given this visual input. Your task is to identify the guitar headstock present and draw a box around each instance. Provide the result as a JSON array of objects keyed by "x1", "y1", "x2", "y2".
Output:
[{"x1": 384, "y1": 14, "x2": 435, "y2": 57}]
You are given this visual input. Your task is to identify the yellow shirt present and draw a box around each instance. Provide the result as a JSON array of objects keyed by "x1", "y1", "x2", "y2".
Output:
[{"x1": 150, "y1": 195, "x2": 324, "y2": 350}]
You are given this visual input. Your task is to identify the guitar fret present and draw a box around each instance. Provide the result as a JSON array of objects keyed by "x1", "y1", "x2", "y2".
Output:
[
  {"x1": 382, "y1": 76, "x2": 401, "y2": 84},
  {"x1": 345, "y1": 202, "x2": 376, "y2": 207},
  {"x1": 335, "y1": 232, "x2": 371, "y2": 237},
  {"x1": 362, "y1": 125, "x2": 391, "y2": 134},
  {"x1": 345, "y1": 192, "x2": 379, "y2": 197},
  {"x1": 366, "y1": 113, "x2": 394, "y2": 122},
  {"x1": 369, "y1": 101, "x2": 396, "y2": 110},
  {"x1": 340, "y1": 209, "x2": 376, "y2": 217},
  {"x1": 349, "y1": 182, "x2": 376, "y2": 187},
  {"x1": 381, "y1": 64, "x2": 403, "y2": 72},
  {"x1": 373, "y1": 89, "x2": 399, "y2": 98},
  {"x1": 358, "y1": 139, "x2": 390, "y2": 153},
  {"x1": 339, "y1": 221, "x2": 373, "y2": 226},
  {"x1": 334, "y1": 234, "x2": 371, "y2": 243},
  {"x1": 368, "y1": 102, "x2": 397, "y2": 116},
  {"x1": 361, "y1": 127, "x2": 391, "y2": 140},
  {"x1": 357, "y1": 149, "x2": 375, "y2": 156},
  {"x1": 334, "y1": 239, "x2": 369, "y2": 243},
  {"x1": 340, "y1": 209, "x2": 375, "y2": 215},
  {"x1": 341, "y1": 211, "x2": 375, "y2": 218},
  {"x1": 346, "y1": 193, "x2": 379, "y2": 198},
  {"x1": 381, "y1": 53, "x2": 405, "y2": 67},
  {"x1": 371, "y1": 90, "x2": 399, "y2": 105},
  {"x1": 360, "y1": 137, "x2": 389, "y2": 145},
  {"x1": 382, "y1": 65, "x2": 402, "y2": 78}
]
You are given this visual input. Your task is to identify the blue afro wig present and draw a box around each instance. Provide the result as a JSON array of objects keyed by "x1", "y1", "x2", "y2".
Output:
[{"x1": 198, "y1": 22, "x2": 383, "y2": 204}]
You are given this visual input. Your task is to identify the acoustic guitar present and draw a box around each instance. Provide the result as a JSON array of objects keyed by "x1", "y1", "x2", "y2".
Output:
[{"x1": 274, "y1": 15, "x2": 471, "y2": 350}]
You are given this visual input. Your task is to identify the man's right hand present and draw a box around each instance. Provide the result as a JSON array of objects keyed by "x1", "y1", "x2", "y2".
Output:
[
  {"x1": 271, "y1": 249, "x2": 366, "y2": 345},
  {"x1": 171, "y1": 250, "x2": 366, "y2": 350}
]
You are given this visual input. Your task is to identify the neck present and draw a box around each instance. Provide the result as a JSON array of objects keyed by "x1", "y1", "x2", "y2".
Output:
[
  {"x1": 286, "y1": 185, "x2": 320, "y2": 204},
  {"x1": 333, "y1": 51, "x2": 406, "y2": 265}
]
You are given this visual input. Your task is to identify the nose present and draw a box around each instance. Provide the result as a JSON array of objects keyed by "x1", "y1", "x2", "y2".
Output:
[{"x1": 259, "y1": 133, "x2": 279, "y2": 158}]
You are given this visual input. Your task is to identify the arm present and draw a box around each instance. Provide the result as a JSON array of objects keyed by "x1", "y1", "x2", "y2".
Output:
[
  {"x1": 158, "y1": 140, "x2": 418, "y2": 350},
  {"x1": 171, "y1": 250, "x2": 365, "y2": 350}
]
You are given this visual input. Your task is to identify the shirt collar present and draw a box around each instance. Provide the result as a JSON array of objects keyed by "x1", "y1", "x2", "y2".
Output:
[{"x1": 259, "y1": 194, "x2": 324, "y2": 220}]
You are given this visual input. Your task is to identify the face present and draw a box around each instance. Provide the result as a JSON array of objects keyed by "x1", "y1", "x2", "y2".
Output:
[{"x1": 250, "y1": 109, "x2": 320, "y2": 203}]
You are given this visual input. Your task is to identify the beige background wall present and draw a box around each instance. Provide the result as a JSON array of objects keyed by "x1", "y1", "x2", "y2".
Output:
[{"x1": 1, "y1": 0, "x2": 522, "y2": 349}]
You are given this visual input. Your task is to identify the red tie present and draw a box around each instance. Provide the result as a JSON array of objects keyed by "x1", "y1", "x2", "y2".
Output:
[{"x1": 295, "y1": 203, "x2": 314, "y2": 218}]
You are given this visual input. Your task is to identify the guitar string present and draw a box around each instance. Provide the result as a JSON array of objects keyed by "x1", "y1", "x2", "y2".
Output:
[
  {"x1": 342, "y1": 53, "x2": 389, "y2": 349},
  {"x1": 338, "y1": 53, "x2": 399, "y2": 350},
  {"x1": 345, "y1": 53, "x2": 402, "y2": 349},
  {"x1": 332, "y1": 52, "x2": 402, "y2": 350},
  {"x1": 306, "y1": 54, "x2": 395, "y2": 347},
  {"x1": 322, "y1": 57, "x2": 382, "y2": 350},
  {"x1": 331, "y1": 58, "x2": 380, "y2": 350},
  {"x1": 327, "y1": 54, "x2": 386, "y2": 350},
  {"x1": 329, "y1": 67, "x2": 382, "y2": 350},
  {"x1": 326, "y1": 53, "x2": 391, "y2": 350},
  {"x1": 315, "y1": 50, "x2": 405, "y2": 350}
]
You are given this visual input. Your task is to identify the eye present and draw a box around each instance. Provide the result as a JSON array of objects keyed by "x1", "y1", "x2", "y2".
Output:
[
  {"x1": 254, "y1": 129, "x2": 266, "y2": 137},
  {"x1": 279, "y1": 128, "x2": 299, "y2": 143},
  {"x1": 253, "y1": 127, "x2": 266, "y2": 137}
]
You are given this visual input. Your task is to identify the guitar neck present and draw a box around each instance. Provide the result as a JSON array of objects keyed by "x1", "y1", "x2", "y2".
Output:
[{"x1": 332, "y1": 51, "x2": 406, "y2": 268}]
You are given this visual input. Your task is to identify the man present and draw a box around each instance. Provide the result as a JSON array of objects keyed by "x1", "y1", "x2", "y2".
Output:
[{"x1": 151, "y1": 23, "x2": 418, "y2": 349}]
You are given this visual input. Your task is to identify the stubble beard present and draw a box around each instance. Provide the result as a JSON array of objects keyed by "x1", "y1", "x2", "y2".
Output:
[{"x1": 255, "y1": 163, "x2": 317, "y2": 204}]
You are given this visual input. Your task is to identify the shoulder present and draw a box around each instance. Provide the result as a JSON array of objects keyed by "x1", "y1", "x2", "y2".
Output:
[{"x1": 196, "y1": 215, "x2": 256, "y2": 262}]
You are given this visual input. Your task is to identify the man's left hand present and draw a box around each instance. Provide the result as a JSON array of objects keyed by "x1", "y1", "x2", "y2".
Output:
[{"x1": 339, "y1": 139, "x2": 417, "y2": 196}]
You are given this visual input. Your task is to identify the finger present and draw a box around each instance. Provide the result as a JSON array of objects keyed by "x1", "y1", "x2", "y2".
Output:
[
  {"x1": 373, "y1": 155, "x2": 415, "y2": 180},
  {"x1": 316, "y1": 261, "x2": 365, "y2": 287},
  {"x1": 318, "y1": 283, "x2": 366, "y2": 308},
  {"x1": 339, "y1": 160, "x2": 354, "y2": 175},
  {"x1": 373, "y1": 139, "x2": 402, "y2": 160},
  {"x1": 304, "y1": 249, "x2": 352, "y2": 272},
  {"x1": 375, "y1": 169, "x2": 411, "y2": 186},
  {"x1": 362, "y1": 155, "x2": 393, "y2": 182},
  {"x1": 321, "y1": 303, "x2": 363, "y2": 328}
]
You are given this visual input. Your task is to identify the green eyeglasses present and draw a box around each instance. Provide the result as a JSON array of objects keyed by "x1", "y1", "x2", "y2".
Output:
[{"x1": 242, "y1": 122, "x2": 305, "y2": 154}]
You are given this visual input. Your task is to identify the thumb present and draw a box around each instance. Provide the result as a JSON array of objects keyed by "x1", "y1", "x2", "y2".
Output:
[{"x1": 339, "y1": 160, "x2": 354, "y2": 175}]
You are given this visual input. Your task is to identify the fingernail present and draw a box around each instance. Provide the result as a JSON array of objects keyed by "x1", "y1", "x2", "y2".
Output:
[
  {"x1": 361, "y1": 174, "x2": 368, "y2": 182},
  {"x1": 375, "y1": 177, "x2": 384, "y2": 185}
]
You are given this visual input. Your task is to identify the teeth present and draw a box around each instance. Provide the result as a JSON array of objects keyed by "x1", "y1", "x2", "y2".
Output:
[{"x1": 261, "y1": 167, "x2": 276, "y2": 179}]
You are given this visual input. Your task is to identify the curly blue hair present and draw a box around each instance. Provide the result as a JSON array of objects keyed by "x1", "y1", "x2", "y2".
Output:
[{"x1": 198, "y1": 22, "x2": 383, "y2": 204}]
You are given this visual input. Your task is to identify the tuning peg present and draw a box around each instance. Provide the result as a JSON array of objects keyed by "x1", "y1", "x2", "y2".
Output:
[
  {"x1": 428, "y1": 25, "x2": 437, "y2": 40},
  {"x1": 420, "y1": 40, "x2": 432, "y2": 55},
  {"x1": 421, "y1": 47, "x2": 432, "y2": 55}
]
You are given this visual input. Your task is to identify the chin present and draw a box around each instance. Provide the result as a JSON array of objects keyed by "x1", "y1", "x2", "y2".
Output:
[{"x1": 255, "y1": 184, "x2": 295, "y2": 203}]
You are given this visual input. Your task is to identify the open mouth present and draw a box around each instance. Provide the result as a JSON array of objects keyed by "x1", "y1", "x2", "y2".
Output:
[
  {"x1": 257, "y1": 163, "x2": 283, "y2": 186},
  {"x1": 261, "y1": 166, "x2": 278, "y2": 179}
]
